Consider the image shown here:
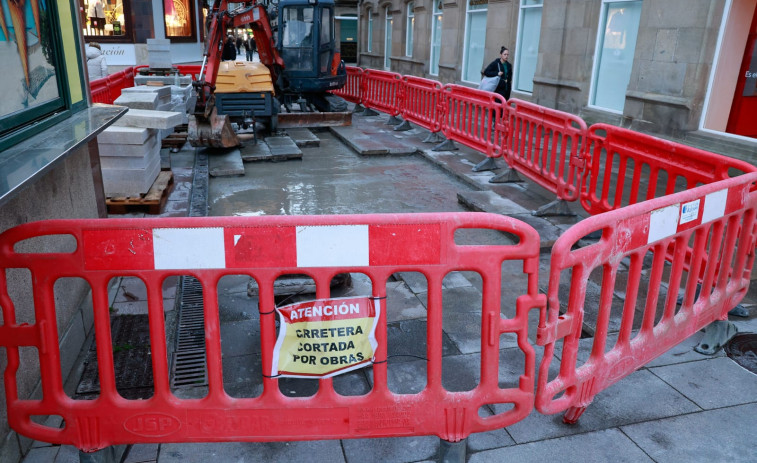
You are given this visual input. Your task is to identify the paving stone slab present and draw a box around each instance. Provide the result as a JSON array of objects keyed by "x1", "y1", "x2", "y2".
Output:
[
  {"x1": 469, "y1": 428, "x2": 653, "y2": 462},
  {"x1": 97, "y1": 126, "x2": 154, "y2": 145},
  {"x1": 648, "y1": 356, "x2": 757, "y2": 409},
  {"x1": 114, "y1": 92, "x2": 160, "y2": 110},
  {"x1": 341, "y1": 435, "x2": 439, "y2": 463},
  {"x1": 158, "y1": 441, "x2": 346, "y2": 463},
  {"x1": 114, "y1": 109, "x2": 184, "y2": 129},
  {"x1": 330, "y1": 125, "x2": 418, "y2": 155},
  {"x1": 264, "y1": 135, "x2": 303, "y2": 158},
  {"x1": 206, "y1": 148, "x2": 245, "y2": 177},
  {"x1": 121, "y1": 84, "x2": 172, "y2": 101},
  {"x1": 457, "y1": 191, "x2": 563, "y2": 250},
  {"x1": 99, "y1": 133, "x2": 159, "y2": 159},
  {"x1": 102, "y1": 155, "x2": 161, "y2": 196},
  {"x1": 285, "y1": 127, "x2": 320, "y2": 147},
  {"x1": 620, "y1": 403, "x2": 757, "y2": 462}
]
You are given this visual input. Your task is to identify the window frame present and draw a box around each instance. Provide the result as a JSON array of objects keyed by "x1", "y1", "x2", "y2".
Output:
[
  {"x1": 429, "y1": 0, "x2": 442, "y2": 76},
  {"x1": 367, "y1": 8, "x2": 373, "y2": 53},
  {"x1": 588, "y1": 0, "x2": 643, "y2": 113},
  {"x1": 0, "y1": 0, "x2": 73, "y2": 148},
  {"x1": 405, "y1": 1, "x2": 414, "y2": 57},
  {"x1": 384, "y1": 6, "x2": 392, "y2": 69},
  {"x1": 513, "y1": 0, "x2": 543, "y2": 94},
  {"x1": 162, "y1": 0, "x2": 198, "y2": 42},
  {"x1": 461, "y1": 0, "x2": 488, "y2": 84}
]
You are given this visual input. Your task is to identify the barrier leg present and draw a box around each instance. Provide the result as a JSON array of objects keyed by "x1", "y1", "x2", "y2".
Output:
[
  {"x1": 438, "y1": 438, "x2": 466, "y2": 463},
  {"x1": 433, "y1": 138, "x2": 458, "y2": 151},
  {"x1": 563, "y1": 406, "x2": 587, "y2": 424},
  {"x1": 423, "y1": 131, "x2": 443, "y2": 143},
  {"x1": 694, "y1": 320, "x2": 738, "y2": 355},
  {"x1": 79, "y1": 445, "x2": 127, "y2": 463},
  {"x1": 489, "y1": 168, "x2": 523, "y2": 183},
  {"x1": 393, "y1": 120, "x2": 413, "y2": 131},
  {"x1": 362, "y1": 107, "x2": 380, "y2": 116},
  {"x1": 532, "y1": 199, "x2": 576, "y2": 217},
  {"x1": 728, "y1": 304, "x2": 749, "y2": 317},
  {"x1": 472, "y1": 157, "x2": 500, "y2": 172},
  {"x1": 386, "y1": 115, "x2": 403, "y2": 125},
  {"x1": 352, "y1": 103, "x2": 365, "y2": 113}
]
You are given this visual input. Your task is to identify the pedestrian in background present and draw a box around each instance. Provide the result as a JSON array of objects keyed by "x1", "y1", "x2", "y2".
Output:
[
  {"x1": 235, "y1": 34, "x2": 243, "y2": 55},
  {"x1": 246, "y1": 34, "x2": 256, "y2": 61},
  {"x1": 483, "y1": 46, "x2": 513, "y2": 101},
  {"x1": 222, "y1": 34, "x2": 237, "y2": 61},
  {"x1": 86, "y1": 42, "x2": 108, "y2": 80}
]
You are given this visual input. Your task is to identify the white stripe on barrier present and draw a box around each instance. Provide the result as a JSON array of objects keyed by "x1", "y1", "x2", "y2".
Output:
[
  {"x1": 648, "y1": 205, "x2": 680, "y2": 244},
  {"x1": 702, "y1": 189, "x2": 728, "y2": 224},
  {"x1": 296, "y1": 225, "x2": 369, "y2": 267},
  {"x1": 154, "y1": 228, "x2": 226, "y2": 269}
]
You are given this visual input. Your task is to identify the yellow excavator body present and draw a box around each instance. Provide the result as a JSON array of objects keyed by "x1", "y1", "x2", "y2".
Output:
[{"x1": 215, "y1": 61, "x2": 274, "y2": 94}]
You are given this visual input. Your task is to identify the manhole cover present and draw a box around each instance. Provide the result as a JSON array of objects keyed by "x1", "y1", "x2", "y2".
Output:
[{"x1": 724, "y1": 333, "x2": 757, "y2": 374}]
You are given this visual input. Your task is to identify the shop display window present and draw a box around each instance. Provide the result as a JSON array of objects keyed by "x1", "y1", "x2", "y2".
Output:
[
  {"x1": 79, "y1": 0, "x2": 128, "y2": 38},
  {"x1": 164, "y1": 0, "x2": 195, "y2": 39}
]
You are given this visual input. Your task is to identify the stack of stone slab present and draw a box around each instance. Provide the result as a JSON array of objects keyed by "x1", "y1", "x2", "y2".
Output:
[
  {"x1": 98, "y1": 109, "x2": 183, "y2": 196},
  {"x1": 147, "y1": 38, "x2": 172, "y2": 70}
]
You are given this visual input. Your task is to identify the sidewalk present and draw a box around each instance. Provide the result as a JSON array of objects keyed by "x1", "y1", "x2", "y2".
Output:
[{"x1": 21, "y1": 110, "x2": 757, "y2": 463}]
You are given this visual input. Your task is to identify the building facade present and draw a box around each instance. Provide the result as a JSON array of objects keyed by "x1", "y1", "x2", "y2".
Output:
[
  {"x1": 358, "y1": 0, "x2": 757, "y2": 147},
  {"x1": 76, "y1": 0, "x2": 360, "y2": 66}
]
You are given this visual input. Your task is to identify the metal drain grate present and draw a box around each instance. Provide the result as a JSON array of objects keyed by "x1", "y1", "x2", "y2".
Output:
[{"x1": 171, "y1": 276, "x2": 208, "y2": 388}]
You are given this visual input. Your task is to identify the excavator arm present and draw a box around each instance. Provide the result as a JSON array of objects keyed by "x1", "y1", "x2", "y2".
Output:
[{"x1": 191, "y1": 0, "x2": 284, "y2": 147}]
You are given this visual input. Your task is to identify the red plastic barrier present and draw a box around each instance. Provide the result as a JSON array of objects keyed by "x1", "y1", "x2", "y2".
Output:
[
  {"x1": 439, "y1": 84, "x2": 507, "y2": 159},
  {"x1": 400, "y1": 76, "x2": 442, "y2": 133},
  {"x1": 504, "y1": 99, "x2": 587, "y2": 202},
  {"x1": 331, "y1": 66, "x2": 362, "y2": 104},
  {"x1": 580, "y1": 124, "x2": 757, "y2": 215},
  {"x1": 90, "y1": 78, "x2": 111, "y2": 104},
  {"x1": 0, "y1": 213, "x2": 543, "y2": 450},
  {"x1": 123, "y1": 66, "x2": 135, "y2": 87},
  {"x1": 106, "y1": 71, "x2": 127, "y2": 103},
  {"x1": 361, "y1": 69, "x2": 402, "y2": 116},
  {"x1": 536, "y1": 172, "x2": 757, "y2": 422},
  {"x1": 176, "y1": 65, "x2": 202, "y2": 81}
]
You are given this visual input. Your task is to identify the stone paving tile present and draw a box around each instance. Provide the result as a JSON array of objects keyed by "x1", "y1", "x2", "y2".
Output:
[
  {"x1": 341, "y1": 435, "x2": 438, "y2": 463},
  {"x1": 124, "y1": 443, "x2": 159, "y2": 463},
  {"x1": 620, "y1": 403, "x2": 757, "y2": 462},
  {"x1": 502, "y1": 368, "x2": 700, "y2": 444},
  {"x1": 468, "y1": 428, "x2": 653, "y2": 463},
  {"x1": 158, "y1": 440, "x2": 345, "y2": 463},
  {"x1": 649, "y1": 356, "x2": 757, "y2": 409},
  {"x1": 219, "y1": 320, "x2": 260, "y2": 357}
]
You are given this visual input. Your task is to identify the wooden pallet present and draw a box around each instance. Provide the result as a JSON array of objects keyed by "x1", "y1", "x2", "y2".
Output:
[
  {"x1": 161, "y1": 124, "x2": 190, "y2": 150},
  {"x1": 106, "y1": 171, "x2": 174, "y2": 215}
]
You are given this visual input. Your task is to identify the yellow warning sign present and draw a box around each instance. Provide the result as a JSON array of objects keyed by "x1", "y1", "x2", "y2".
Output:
[{"x1": 270, "y1": 296, "x2": 380, "y2": 378}]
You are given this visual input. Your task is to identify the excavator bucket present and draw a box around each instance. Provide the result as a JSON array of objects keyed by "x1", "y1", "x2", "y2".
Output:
[{"x1": 188, "y1": 107, "x2": 240, "y2": 148}]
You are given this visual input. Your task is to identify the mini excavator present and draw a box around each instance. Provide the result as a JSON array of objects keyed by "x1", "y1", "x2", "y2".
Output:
[{"x1": 189, "y1": 0, "x2": 348, "y2": 148}]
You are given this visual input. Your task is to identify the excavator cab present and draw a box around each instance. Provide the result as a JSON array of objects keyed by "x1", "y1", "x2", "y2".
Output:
[{"x1": 275, "y1": 0, "x2": 346, "y2": 109}]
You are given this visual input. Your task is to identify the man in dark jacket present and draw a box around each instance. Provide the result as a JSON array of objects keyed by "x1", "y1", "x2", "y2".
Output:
[
  {"x1": 246, "y1": 35, "x2": 256, "y2": 61},
  {"x1": 483, "y1": 47, "x2": 513, "y2": 101},
  {"x1": 222, "y1": 35, "x2": 237, "y2": 61}
]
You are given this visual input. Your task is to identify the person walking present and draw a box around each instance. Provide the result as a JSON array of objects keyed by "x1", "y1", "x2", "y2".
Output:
[
  {"x1": 483, "y1": 46, "x2": 513, "y2": 101},
  {"x1": 235, "y1": 34, "x2": 243, "y2": 56},
  {"x1": 86, "y1": 42, "x2": 108, "y2": 80},
  {"x1": 222, "y1": 34, "x2": 237, "y2": 61},
  {"x1": 246, "y1": 34, "x2": 256, "y2": 61}
]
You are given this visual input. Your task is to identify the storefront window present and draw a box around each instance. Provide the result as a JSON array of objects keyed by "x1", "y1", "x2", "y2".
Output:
[
  {"x1": 0, "y1": 0, "x2": 67, "y2": 141},
  {"x1": 515, "y1": 0, "x2": 542, "y2": 93},
  {"x1": 80, "y1": 0, "x2": 128, "y2": 38},
  {"x1": 462, "y1": 0, "x2": 487, "y2": 83},
  {"x1": 164, "y1": 0, "x2": 195, "y2": 39},
  {"x1": 590, "y1": 0, "x2": 642, "y2": 112}
]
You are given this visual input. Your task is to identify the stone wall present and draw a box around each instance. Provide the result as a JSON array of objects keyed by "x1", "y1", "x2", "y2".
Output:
[{"x1": 0, "y1": 146, "x2": 100, "y2": 463}]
